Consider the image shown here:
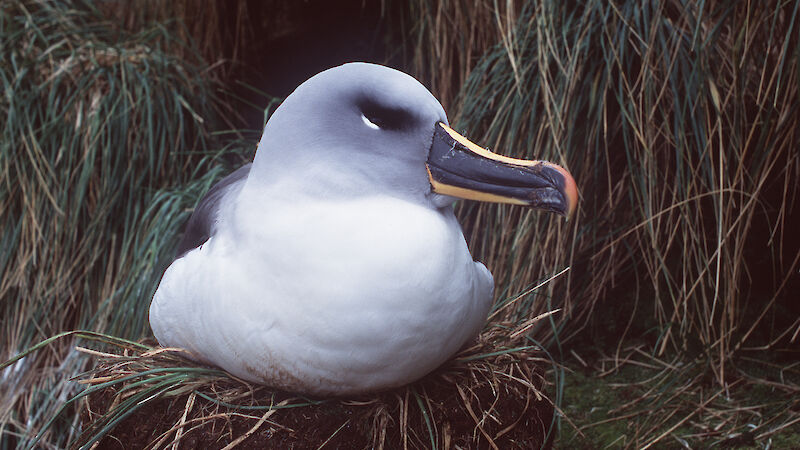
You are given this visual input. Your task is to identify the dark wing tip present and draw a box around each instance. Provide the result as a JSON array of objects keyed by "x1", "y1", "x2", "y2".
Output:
[{"x1": 174, "y1": 164, "x2": 252, "y2": 259}]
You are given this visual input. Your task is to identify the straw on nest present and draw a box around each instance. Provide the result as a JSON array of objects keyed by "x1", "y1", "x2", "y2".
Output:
[
  {"x1": 5, "y1": 0, "x2": 799, "y2": 447},
  {"x1": 66, "y1": 320, "x2": 557, "y2": 449}
]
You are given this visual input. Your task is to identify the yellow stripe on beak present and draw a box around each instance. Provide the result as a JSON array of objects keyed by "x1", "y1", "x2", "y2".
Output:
[
  {"x1": 426, "y1": 167, "x2": 529, "y2": 205},
  {"x1": 427, "y1": 123, "x2": 579, "y2": 218}
]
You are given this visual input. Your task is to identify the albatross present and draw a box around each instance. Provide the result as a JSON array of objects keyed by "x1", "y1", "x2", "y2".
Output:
[{"x1": 149, "y1": 62, "x2": 578, "y2": 396}]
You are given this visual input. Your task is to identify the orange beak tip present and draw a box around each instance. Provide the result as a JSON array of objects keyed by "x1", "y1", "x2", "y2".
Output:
[{"x1": 548, "y1": 163, "x2": 578, "y2": 220}]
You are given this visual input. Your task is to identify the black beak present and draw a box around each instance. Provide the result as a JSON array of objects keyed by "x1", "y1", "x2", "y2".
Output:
[{"x1": 426, "y1": 123, "x2": 578, "y2": 217}]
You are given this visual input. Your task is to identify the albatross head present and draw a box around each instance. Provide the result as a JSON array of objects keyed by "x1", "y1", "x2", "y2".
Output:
[{"x1": 251, "y1": 62, "x2": 578, "y2": 217}]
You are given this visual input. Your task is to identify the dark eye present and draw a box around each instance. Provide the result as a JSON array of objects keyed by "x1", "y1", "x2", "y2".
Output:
[{"x1": 357, "y1": 99, "x2": 415, "y2": 131}]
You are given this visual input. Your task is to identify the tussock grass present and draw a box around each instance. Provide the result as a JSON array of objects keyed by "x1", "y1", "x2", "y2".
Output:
[
  {"x1": 561, "y1": 345, "x2": 800, "y2": 448},
  {"x1": 0, "y1": 0, "x2": 250, "y2": 445},
  {"x1": 1, "y1": 1, "x2": 559, "y2": 447},
  {"x1": 410, "y1": 0, "x2": 799, "y2": 378},
  {"x1": 1, "y1": 314, "x2": 556, "y2": 448},
  {"x1": 2, "y1": 0, "x2": 798, "y2": 447},
  {"x1": 404, "y1": 0, "x2": 799, "y2": 446},
  {"x1": 93, "y1": 0, "x2": 252, "y2": 75}
]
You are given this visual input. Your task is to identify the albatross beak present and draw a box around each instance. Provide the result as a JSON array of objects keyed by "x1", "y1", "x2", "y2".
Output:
[{"x1": 426, "y1": 123, "x2": 578, "y2": 218}]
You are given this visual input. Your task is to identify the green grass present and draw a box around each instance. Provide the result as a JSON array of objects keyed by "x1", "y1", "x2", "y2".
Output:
[
  {"x1": 1, "y1": 325, "x2": 555, "y2": 448},
  {"x1": 2, "y1": 0, "x2": 798, "y2": 447},
  {"x1": 0, "y1": 1, "x2": 254, "y2": 445},
  {"x1": 404, "y1": 0, "x2": 799, "y2": 446},
  {"x1": 557, "y1": 347, "x2": 800, "y2": 449},
  {"x1": 407, "y1": 0, "x2": 799, "y2": 373}
]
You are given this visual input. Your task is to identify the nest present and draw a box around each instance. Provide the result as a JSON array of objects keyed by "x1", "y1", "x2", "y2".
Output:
[{"x1": 75, "y1": 325, "x2": 555, "y2": 449}]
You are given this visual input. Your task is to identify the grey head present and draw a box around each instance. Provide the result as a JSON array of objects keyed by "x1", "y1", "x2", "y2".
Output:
[
  {"x1": 174, "y1": 63, "x2": 452, "y2": 259},
  {"x1": 248, "y1": 62, "x2": 450, "y2": 201}
]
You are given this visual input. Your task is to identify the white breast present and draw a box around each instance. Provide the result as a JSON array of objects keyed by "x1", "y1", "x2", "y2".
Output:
[{"x1": 149, "y1": 195, "x2": 492, "y2": 395}]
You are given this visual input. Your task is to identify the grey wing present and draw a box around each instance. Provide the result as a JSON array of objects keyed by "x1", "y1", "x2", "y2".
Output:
[{"x1": 174, "y1": 164, "x2": 252, "y2": 259}]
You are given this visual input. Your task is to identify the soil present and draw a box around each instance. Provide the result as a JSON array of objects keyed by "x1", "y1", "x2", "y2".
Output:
[{"x1": 81, "y1": 363, "x2": 554, "y2": 449}]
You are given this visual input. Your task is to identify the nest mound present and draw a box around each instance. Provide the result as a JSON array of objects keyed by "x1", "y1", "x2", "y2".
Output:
[{"x1": 76, "y1": 329, "x2": 554, "y2": 449}]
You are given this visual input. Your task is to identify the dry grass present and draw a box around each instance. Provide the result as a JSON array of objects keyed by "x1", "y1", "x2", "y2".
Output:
[
  {"x1": 0, "y1": 0, "x2": 251, "y2": 445},
  {"x1": 402, "y1": 0, "x2": 799, "y2": 446},
  {"x1": 406, "y1": 0, "x2": 799, "y2": 374},
  {"x1": 2, "y1": 0, "x2": 799, "y2": 448},
  {"x1": 561, "y1": 344, "x2": 800, "y2": 448},
  {"x1": 93, "y1": 0, "x2": 253, "y2": 75},
  {"x1": 1, "y1": 318, "x2": 557, "y2": 448}
]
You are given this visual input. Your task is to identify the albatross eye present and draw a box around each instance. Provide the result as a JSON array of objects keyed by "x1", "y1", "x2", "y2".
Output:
[
  {"x1": 361, "y1": 113, "x2": 381, "y2": 130},
  {"x1": 358, "y1": 99, "x2": 415, "y2": 131}
]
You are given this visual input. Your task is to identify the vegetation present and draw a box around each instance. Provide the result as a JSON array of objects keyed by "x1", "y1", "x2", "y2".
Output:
[
  {"x1": 0, "y1": 0, "x2": 253, "y2": 446},
  {"x1": 1, "y1": 0, "x2": 798, "y2": 448},
  {"x1": 412, "y1": 0, "x2": 799, "y2": 358},
  {"x1": 405, "y1": 0, "x2": 799, "y2": 446}
]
